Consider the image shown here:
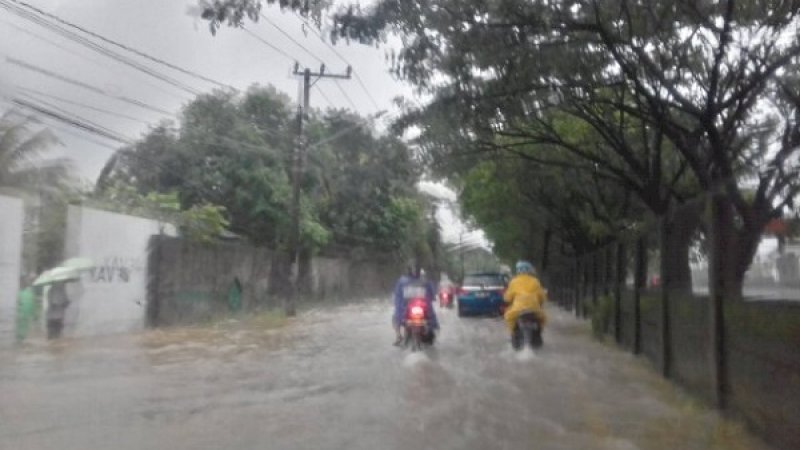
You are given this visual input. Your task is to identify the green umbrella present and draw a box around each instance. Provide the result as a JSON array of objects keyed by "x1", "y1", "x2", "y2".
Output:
[{"x1": 33, "y1": 266, "x2": 81, "y2": 287}]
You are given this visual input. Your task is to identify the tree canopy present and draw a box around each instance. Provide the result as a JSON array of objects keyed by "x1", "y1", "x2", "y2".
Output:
[{"x1": 96, "y1": 84, "x2": 440, "y2": 262}]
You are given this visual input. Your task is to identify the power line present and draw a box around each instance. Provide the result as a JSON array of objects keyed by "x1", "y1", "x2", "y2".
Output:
[
  {"x1": 15, "y1": 92, "x2": 134, "y2": 142},
  {"x1": 292, "y1": 12, "x2": 381, "y2": 111},
  {"x1": 242, "y1": 27, "x2": 297, "y2": 62},
  {"x1": 0, "y1": 0, "x2": 201, "y2": 96},
  {"x1": 333, "y1": 79, "x2": 358, "y2": 110},
  {"x1": 314, "y1": 85, "x2": 334, "y2": 108},
  {"x1": 6, "y1": 57, "x2": 174, "y2": 116},
  {"x1": 19, "y1": 87, "x2": 152, "y2": 124},
  {"x1": 6, "y1": 0, "x2": 234, "y2": 91},
  {"x1": 260, "y1": 12, "x2": 326, "y2": 65},
  {"x1": 0, "y1": 19, "x2": 191, "y2": 103},
  {"x1": 12, "y1": 97, "x2": 133, "y2": 145}
]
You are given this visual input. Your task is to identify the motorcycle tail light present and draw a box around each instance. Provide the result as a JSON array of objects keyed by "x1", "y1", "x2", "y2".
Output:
[{"x1": 410, "y1": 305, "x2": 425, "y2": 319}]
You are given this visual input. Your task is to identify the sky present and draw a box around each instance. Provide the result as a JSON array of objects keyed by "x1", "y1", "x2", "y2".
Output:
[
  {"x1": 0, "y1": 0, "x2": 411, "y2": 180},
  {"x1": 0, "y1": 0, "x2": 489, "y2": 247}
]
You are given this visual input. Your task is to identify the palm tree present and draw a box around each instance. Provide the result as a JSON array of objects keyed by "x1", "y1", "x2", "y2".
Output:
[
  {"x1": 0, "y1": 110, "x2": 71, "y2": 193},
  {"x1": 0, "y1": 109, "x2": 74, "y2": 275}
]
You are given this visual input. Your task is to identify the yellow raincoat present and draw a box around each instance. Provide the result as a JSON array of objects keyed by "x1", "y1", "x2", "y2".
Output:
[{"x1": 503, "y1": 273, "x2": 547, "y2": 333}]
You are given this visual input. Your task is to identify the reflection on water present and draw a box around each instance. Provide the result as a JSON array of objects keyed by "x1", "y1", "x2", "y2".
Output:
[{"x1": 0, "y1": 301, "x2": 774, "y2": 450}]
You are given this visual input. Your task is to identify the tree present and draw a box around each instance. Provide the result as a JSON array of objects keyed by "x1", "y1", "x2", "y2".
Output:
[
  {"x1": 98, "y1": 85, "x2": 438, "y2": 262},
  {"x1": 98, "y1": 87, "x2": 293, "y2": 247},
  {"x1": 0, "y1": 111, "x2": 70, "y2": 194}
]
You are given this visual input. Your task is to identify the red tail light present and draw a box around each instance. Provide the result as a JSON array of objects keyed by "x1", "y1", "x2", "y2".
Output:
[{"x1": 407, "y1": 298, "x2": 427, "y2": 320}]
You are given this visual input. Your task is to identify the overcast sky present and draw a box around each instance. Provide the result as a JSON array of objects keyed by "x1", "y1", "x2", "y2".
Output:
[
  {"x1": 0, "y1": 0, "x2": 412, "y2": 180},
  {"x1": 0, "y1": 0, "x2": 488, "y2": 248}
]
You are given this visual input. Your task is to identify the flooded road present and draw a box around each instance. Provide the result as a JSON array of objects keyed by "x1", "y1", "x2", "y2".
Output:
[{"x1": 0, "y1": 301, "x2": 772, "y2": 450}]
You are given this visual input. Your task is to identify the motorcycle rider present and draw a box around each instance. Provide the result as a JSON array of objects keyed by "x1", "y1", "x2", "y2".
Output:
[
  {"x1": 392, "y1": 261, "x2": 439, "y2": 346},
  {"x1": 502, "y1": 260, "x2": 548, "y2": 339}
]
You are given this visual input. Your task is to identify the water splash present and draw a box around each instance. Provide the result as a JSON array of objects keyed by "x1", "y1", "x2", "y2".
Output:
[
  {"x1": 515, "y1": 347, "x2": 538, "y2": 362},
  {"x1": 403, "y1": 350, "x2": 431, "y2": 367}
]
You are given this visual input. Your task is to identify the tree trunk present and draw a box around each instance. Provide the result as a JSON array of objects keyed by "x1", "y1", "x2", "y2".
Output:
[
  {"x1": 297, "y1": 246, "x2": 313, "y2": 296},
  {"x1": 633, "y1": 237, "x2": 647, "y2": 355},
  {"x1": 708, "y1": 194, "x2": 762, "y2": 409},
  {"x1": 592, "y1": 251, "x2": 599, "y2": 308},
  {"x1": 659, "y1": 217, "x2": 673, "y2": 378},
  {"x1": 541, "y1": 228, "x2": 552, "y2": 273},
  {"x1": 708, "y1": 194, "x2": 732, "y2": 409},
  {"x1": 575, "y1": 259, "x2": 583, "y2": 316},
  {"x1": 614, "y1": 242, "x2": 625, "y2": 344},
  {"x1": 604, "y1": 246, "x2": 613, "y2": 297},
  {"x1": 666, "y1": 203, "x2": 701, "y2": 295},
  {"x1": 658, "y1": 202, "x2": 702, "y2": 377}
]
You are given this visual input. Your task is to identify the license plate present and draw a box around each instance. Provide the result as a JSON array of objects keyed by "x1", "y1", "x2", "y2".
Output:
[{"x1": 476, "y1": 291, "x2": 489, "y2": 298}]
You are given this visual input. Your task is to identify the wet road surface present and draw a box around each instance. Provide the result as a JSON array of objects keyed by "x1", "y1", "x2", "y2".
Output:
[{"x1": 0, "y1": 301, "x2": 773, "y2": 450}]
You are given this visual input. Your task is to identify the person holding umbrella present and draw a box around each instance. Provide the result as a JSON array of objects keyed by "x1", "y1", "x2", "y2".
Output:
[
  {"x1": 33, "y1": 258, "x2": 93, "y2": 340},
  {"x1": 45, "y1": 280, "x2": 70, "y2": 339}
]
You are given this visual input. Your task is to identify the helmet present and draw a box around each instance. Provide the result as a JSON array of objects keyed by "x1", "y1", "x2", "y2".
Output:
[
  {"x1": 406, "y1": 258, "x2": 422, "y2": 278},
  {"x1": 515, "y1": 260, "x2": 534, "y2": 274}
]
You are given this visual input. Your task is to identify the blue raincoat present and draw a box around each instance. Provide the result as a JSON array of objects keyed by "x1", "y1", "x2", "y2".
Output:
[{"x1": 392, "y1": 275, "x2": 439, "y2": 329}]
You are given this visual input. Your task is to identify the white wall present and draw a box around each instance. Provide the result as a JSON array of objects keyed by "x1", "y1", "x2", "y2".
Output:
[
  {"x1": 64, "y1": 205, "x2": 175, "y2": 336},
  {"x1": 0, "y1": 194, "x2": 24, "y2": 347}
]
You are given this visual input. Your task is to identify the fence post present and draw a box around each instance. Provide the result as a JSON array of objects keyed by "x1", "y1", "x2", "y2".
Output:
[
  {"x1": 633, "y1": 237, "x2": 646, "y2": 355},
  {"x1": 615, "y1": 242, "x2": 625, "y2": 344}
]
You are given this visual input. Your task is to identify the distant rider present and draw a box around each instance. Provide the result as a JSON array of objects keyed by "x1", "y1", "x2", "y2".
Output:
[
  {"x1": 502, "y1": 261, "x2": 547, "y2": 338},
  {"x1": 392, "y1": 262, "x2": 439, "y2": 346}
]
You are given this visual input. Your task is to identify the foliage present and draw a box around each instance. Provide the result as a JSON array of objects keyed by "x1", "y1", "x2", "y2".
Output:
[
  {"x1": 93, "y1": 180, "x2": 230, "y2": 243},
  {"x1": 97, "y1": 85, "x2": 436, "y2": 259},
  {"x1": 0, "y1": 111, "x2": 71, "y2": 194}
]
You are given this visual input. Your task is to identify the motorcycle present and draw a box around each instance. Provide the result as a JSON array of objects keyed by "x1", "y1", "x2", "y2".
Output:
[
  {"x1": 438, "y1": 287, "x2": 455, "y2": 308},
  {"x1": 512, "y1": 310, "x2": 543, "y2": 350},
  {"x1": 404, "y1": 297, "x2": 435, "y2": 352}
]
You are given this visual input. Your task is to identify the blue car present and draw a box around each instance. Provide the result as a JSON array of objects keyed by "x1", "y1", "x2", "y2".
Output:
[{"x1": 456, "y1": 272, "x2": 510, "y2": 317}]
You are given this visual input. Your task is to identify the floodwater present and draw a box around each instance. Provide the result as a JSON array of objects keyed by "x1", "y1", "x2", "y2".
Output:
[{"x1": 0, "y1": 302, "x2": 773, "y2": 450}]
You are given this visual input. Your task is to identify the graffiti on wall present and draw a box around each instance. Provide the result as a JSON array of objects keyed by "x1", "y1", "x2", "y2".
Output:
[{"x1": 89, "y1": 256, "x2": 144, "y2": 283}]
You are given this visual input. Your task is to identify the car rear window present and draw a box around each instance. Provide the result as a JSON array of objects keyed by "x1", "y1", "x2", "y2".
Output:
[{"x1": 463, "y1": 275, "x2": 506, "y2": 288}]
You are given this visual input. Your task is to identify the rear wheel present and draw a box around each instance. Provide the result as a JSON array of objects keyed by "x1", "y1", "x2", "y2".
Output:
[
  {"x1": 531, "y1": 328, "x2": 543, "y2": 348},
  {"x1": 410, "y1": 327, "x2": 423, "y2": 352},
  {"x1": 511, "y1": 326, "x2": 523, "y2": 350}
]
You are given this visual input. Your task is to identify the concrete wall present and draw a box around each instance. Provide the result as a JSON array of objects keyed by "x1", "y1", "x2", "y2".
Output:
[
  {"x1": 147, "y1": 236, "x2": 276, "y2": 326},
  {"x1": 0, "y1": 194, "x2": 24, "y2": 347},
  {"x1": 148, "y1": 236, "x2": 400, "y2": 326},
  {"x1": 63, "y1": 205, "x2": 175, "y2": 336}
]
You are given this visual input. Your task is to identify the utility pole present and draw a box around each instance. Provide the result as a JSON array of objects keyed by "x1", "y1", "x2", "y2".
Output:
[{"x1": 285, "y1": 63, "x2": 351, "y2": 316}]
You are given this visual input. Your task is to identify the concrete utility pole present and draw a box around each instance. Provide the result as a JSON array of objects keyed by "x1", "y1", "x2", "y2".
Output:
[{"x1": 285, "y1": 63, "x2": 351, "y2": 316}]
